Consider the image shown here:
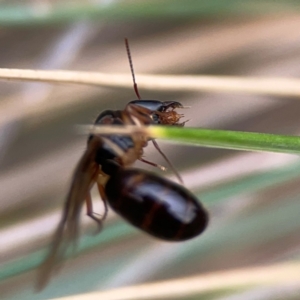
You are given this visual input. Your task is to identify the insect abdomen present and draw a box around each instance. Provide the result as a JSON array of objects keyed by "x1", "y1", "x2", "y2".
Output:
[{"x1": 105, "y1": 169, "x2": 208, "y2": 241}]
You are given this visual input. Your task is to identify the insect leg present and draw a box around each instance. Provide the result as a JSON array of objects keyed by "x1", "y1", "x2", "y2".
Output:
[
  {"x1": 152, "y1": 139, "x2": 184, "y2": 185},
  {"x1": 84, "y1": 177, "x2": 108, "y2": 232},
  {"x1": 124, "y1": 103, "x2": 153, "y2": 125},
  {"x1": 139, "y1": 157, "x2": 166, "y2": 171},
  {"x1": 85, "y1": 191, "x2": 103, "y2": 229},
  {"x1": 96, "y1": 181, "x2": 108, "y2": 223}
]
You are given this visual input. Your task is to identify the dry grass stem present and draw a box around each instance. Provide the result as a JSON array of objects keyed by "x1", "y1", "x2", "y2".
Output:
[
  {"x1": 56, "y1": 262, "x2": 300, "y2": 300},
  {"x1": 0, "y1": 68, "x2": 300, "y2": 97}
]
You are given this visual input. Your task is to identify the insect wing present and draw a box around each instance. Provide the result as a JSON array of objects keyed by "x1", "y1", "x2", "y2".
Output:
[{"x1": 36, "y1": 137, "x2": 100, "y2": 290}]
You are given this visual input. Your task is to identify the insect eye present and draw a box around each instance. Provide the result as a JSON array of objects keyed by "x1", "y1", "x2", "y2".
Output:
[{"x1": 151, "y1": 113, "x2": 161, "y2": 124}]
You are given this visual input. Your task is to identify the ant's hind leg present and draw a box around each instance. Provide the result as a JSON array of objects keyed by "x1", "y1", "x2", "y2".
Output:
[
  {"x1": 96, "y1": 182, "x2": 108, "y2": 222},
  {"x1": 85, "y1": 192, "x2": 104, "y2": 231}
]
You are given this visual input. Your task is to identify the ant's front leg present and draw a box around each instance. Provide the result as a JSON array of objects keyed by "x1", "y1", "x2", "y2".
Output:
[
  {"x1": 152, "y1": 139, "x2": 183, "y2": 184},
  {"x1": 139, "y1": 157, "x2": 166, "y2": 171}
]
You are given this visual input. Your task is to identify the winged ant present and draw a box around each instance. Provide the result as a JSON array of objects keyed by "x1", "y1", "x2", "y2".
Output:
[{"x1": 36, "y1": 39, "x2": 209, "y2": 290}]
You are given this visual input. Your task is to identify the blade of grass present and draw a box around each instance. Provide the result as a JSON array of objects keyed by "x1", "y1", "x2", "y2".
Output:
[
  {"x1": 0, "y1": 1, "x2": 300, "y2": 26},
  {"x1": 201, "y1": 161, "x2": 300, "y2": 205},
  {"x1": 88, "y1": 125, "x2": 300, "y2": 155},
  {"x1": 1, "y1": 69, "x2": 300, "y2": 97},
  {"x1": 0, "y1": 221, "x2": 136, "y2": 281},
  {"x1": 55, "y1": 262, "x2": 300, "y2": 300}
]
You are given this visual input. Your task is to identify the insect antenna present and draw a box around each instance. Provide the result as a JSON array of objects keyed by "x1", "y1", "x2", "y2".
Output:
[{"x1": 125, "y1": 38, "x2": 142, "y2": 100}]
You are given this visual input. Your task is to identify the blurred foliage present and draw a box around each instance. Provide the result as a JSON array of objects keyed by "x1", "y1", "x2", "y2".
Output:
[{"x1": 0, "y1": 0, "x2": 300, "y2": 26}]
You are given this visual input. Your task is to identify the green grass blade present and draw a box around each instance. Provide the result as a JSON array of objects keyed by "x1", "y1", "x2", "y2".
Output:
[
  {"x1": 89, "y1": 125, "x2": 300, "y2": 155},
  {"x1": 1, "y1": 1, "x2": 300, "y2": 26},
  {"x1": 148, "y1": 126, "x2": 300, "y2": 155}
]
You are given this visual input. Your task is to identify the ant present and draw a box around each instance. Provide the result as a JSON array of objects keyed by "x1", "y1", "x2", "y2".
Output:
[{"x1": 36, "y1": 39, "x2": 209, "y2": 290}]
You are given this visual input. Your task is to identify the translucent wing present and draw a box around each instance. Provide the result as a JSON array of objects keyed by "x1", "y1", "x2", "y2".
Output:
[{"x1": 36, "y1": 137, "x2": 101, "y2": 290}]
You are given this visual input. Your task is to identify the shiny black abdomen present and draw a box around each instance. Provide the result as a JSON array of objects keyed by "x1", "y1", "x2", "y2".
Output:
[{"x1": 105, "y1": 168, "x2": 208, "y2": 241}]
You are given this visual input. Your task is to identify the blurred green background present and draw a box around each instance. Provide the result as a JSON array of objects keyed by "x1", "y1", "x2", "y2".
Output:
[{"x1": 1, "y1": 1, "x2": 300, "y2": 299}]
